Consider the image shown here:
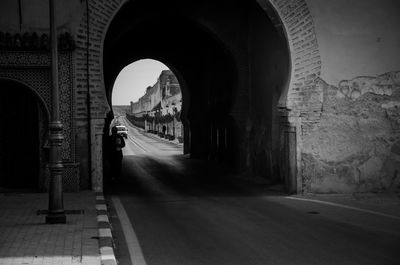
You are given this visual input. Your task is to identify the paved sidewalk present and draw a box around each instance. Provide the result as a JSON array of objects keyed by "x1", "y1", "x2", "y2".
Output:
[{"x1": 0, "y1": 191, "x2": 100, "y2": 265}]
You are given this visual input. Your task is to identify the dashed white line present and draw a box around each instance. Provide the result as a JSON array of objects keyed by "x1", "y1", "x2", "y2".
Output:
[
  {"x1": 99, "y1": 228, "x2": 113, "y2": 238},
  {"x1": 97, "y1": 214, "x2": 109, "y2": 223},
  {"x1": 96, "y1": 204, "x2": 107, "y2": 211},
  {"x1": 112, "y1": 196, "x2": 147, "y2": 265},
  {"x1": 100, "y1": 246, "x2": 117, "y2": 262},
  {"x1": 128, "y1": 135, "x2": 148, "y2": 153}
]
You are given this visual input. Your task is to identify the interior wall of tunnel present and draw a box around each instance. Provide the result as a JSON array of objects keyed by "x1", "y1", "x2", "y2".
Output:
[{"x1": 248, "y1": 2, "x2": 291, "y2": 184}]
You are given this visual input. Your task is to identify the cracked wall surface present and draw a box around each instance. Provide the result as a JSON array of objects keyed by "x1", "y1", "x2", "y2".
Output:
[{"x1": 302, "y1": 71, "x2": 400, "y2": 193}]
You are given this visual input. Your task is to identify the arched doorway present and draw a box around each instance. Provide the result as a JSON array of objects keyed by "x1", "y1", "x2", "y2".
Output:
[
  {"x1": 0, "y1": 79, "x2": 48, "y2": 190},
  {"x1": 102, "y1": 0, "x2": 291, "y2": 188},
  {"x1": 72, "y1": 0, "x2": 322, "y2": 192},
  {"x1": 103, "y1": 6, "x2": 238, "y2": 161}
]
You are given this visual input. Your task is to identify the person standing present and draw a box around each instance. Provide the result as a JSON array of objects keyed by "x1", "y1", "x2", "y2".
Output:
[{"x1": 110, "y1": 126, "x2": 125, "y2": 181}]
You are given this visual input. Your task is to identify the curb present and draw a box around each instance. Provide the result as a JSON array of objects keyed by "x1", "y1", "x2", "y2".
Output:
[{"x1": 96, "y1": 192, "x2": 117, "y2": 265}]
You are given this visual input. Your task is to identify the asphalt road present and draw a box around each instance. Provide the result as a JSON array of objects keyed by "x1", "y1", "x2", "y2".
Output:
[{"x1": 106, "y1": 117, "x2": 400, "y2": 265}]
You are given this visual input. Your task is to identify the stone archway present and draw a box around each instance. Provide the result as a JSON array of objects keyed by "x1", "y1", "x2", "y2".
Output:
[
  {"x1": 75, "y1": 0, "x2": 321, "y2": 192},
  {"x1": 257, "y1": 0, "x2": 321, "y2": 108},
  {"x1": 76, "y1": 0, "x2": 321, "y2": 117},
  {"x1": 255, "y1": 0, "x2": 321, "y2": 193}
]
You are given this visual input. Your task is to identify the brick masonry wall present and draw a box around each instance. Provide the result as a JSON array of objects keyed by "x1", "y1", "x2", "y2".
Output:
[
  {"x1": 74, "y1": 0, "x2": 126, "y2": 190},
  {"x1": 75, "y1": 0, "x2": 124, "y2": 123},
  {"x1": 258, "y1": 0, "x2": 321, "y2": 192},
  {"x1": 260, "y1": 0, "x2": 322, "y2": 112}
]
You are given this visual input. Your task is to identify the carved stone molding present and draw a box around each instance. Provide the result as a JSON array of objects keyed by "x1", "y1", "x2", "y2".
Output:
[
  {"x1": 0, "y1": 51, "x2": 50, "y2": 67},
  {"x1": 0, "y1": 32, "x2": 75, "y2": 52}
]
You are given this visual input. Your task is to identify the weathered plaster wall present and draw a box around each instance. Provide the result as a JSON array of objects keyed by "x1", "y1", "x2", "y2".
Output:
[
  {"x1": 299, "y1": 0, "x2": 400, "y2": 193},
  {"x1": 302, "y1": 72, "x2": 400, "y2": 192}
]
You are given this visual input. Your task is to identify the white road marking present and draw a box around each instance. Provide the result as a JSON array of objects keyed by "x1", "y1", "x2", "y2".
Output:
[
  {"x1": 100, "y1": 246, "x2": 117, "y2": 262},
  {"x1": 128, "y1": 135, "x2": 148, "y2": 153},
  {"x1": 285, "y1": 196, "x2": 400, "y2": 221},
  {"x1": 97, "y1": 214, "x2": 109, "y2": 223},
  {"x1": 121, "y1": 116, "x2": 183, "y2": 155},
  {"x1": 112, "y1": 196, "x2": 147, "y2": 265},
  {"x1": 99, "y1": 228, "x2": 113, "y2": 238},
  {"x1": 123, "y1": 137, "x2": 136, "y2": 156},
  {"x1": 96, "y1": 204, "x2": 107, "y2": 211}
]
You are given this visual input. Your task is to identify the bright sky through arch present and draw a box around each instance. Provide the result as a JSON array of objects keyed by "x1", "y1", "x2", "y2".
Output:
[{"x1": 112, "y1": 59, "x2": 169, "y2": 105}]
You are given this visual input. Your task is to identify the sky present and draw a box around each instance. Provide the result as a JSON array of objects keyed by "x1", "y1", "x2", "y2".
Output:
[{"x1": 112, "y1": 59, "x2": 169, "y2": 105}]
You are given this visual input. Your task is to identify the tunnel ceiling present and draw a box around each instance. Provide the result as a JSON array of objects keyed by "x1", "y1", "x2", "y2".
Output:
[
  {"x1": 104, "y1": 0, "x2": 290, "y2": 118},
  {"x1": 103, "y1": 0, "x2": 268, "y2": 110},
  {"x1": 104, "y1": 14, "x2": 235, "y2": 97}
]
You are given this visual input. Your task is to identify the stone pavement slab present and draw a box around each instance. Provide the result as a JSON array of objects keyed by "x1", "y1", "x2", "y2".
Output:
[{"x1": 0, "y1": 191, "x2": 100, "y2": 265}]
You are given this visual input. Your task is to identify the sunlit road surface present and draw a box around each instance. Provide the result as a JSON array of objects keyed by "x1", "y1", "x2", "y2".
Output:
[
  {"x1": 119, "y1": 117, "x2": 183, "y2": 157},
  {"x1": 107, "y1": 117, "x2": 400, "y2": 265}
]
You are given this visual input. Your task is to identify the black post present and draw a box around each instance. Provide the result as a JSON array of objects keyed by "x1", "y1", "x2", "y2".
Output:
[{"x1": 46, "y1": 0, "x2": 66, "y2": 224}]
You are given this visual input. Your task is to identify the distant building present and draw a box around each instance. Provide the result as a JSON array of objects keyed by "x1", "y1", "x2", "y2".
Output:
[{"x1": 128, "y1": 70, "x2": 183, "y2": 141}]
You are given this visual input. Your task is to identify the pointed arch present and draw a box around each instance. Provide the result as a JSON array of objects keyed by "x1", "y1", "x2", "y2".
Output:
[{"x1": 256, "y1": 0, "x2": 321, "y2": 111}]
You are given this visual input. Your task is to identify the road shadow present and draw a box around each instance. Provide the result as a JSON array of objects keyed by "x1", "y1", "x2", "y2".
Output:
[{"x1": 104, "y1": 154, "x2": 286, "y2": 198}]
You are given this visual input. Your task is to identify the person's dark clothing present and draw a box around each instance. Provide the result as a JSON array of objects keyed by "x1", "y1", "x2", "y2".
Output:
[{"x1": 109, "y1": 133, "x2": 125, "y2": 180}]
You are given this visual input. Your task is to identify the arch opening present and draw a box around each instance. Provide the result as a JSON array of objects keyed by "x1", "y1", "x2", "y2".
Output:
[
  {"x1": 102, "y1": 0, "x2": 291, "y2": 188},
  {"x1": 111, "y1": 59, "x2": 186, "y2": 147},
  {"x1": 104, "y1": 5, "x2": 239, "y2": 162},
  {"x1": 0, "y1": 79, "x2": 49, "y2": 190}
]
